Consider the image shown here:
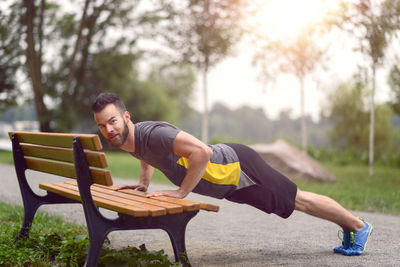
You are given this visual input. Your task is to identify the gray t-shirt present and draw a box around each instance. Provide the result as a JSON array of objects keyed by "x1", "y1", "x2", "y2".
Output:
[{"x1": 131, "y1": 121, "x2": 254, "y2": 199}]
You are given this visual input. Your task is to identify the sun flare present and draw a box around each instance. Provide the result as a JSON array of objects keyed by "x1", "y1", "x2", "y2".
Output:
[{"x1": 255, "y1": 0, "x2": 333, "y2": 40}]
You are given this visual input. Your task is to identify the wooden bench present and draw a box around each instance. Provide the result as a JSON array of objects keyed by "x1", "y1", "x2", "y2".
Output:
[{"x1": 9, "y1": 131, "x2": 219, "y2": 267}]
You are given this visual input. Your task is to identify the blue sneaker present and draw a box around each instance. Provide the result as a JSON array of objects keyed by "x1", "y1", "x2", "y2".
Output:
[
  {"x1": 333, "y1": 230, "x2": 351, "y2": 254},
  {"x1": 343, "y1": 220, "x2": 373, "y2": 256}
]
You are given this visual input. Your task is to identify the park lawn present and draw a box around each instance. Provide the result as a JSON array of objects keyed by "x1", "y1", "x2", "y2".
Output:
[
  {"x1": 0, "y1": 149, "x2": 13, "y2": 165},
  {"x1": 296, "y1": 164, "x2": 400, "y2": 215},
  {"x1": 1, "y1": 149, "x2": 399, "y2": 215},
  {"x1": 103, "y1": 151, "x2": 172, "y2": 185}
]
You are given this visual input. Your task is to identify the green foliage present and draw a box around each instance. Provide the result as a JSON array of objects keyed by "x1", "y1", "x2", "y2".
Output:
[
  {"x1": 0, "y1": 202, "x2": 179, "y2": 266},
  {"x1": 389, "y1": 64, "x2": 400, "y2": 115},
  {"x1": 99, "y1": 244, "x2": 179, "y2": 266},
  {"x1": 0, "y1": 202, "x2": 88, "y2": 266},
  {"x1": 339, "y1": 0, "x2": 400, "y2": 66},
  {"x1": 0, "y1": 1, "x2": 23, "y2": 111},
  {"x1": 163, "y1": 0, "x2": 248, "y2": 70},
  {"x1": 148, "y1": 63, "x2": 197, "y2": 122},
  {"x1": 324, "y1": 80, "x2": 395, "y2": 158},
  {"x1": 1, "y1": 0, "x2": 196, "y2": 133},
  {"x1": 324, "y1": 81, "x2": 369, "y2": 151},
  {"x1": 125, "y1": 78, "x2": 180, "y2": 125}
]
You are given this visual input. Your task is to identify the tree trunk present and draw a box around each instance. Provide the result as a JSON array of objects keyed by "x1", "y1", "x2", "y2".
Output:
[
  {"x1": 300, "y1": 76, "x2": 307, "y2": 152},
  {"x1": 369, "y1": 65, "x2": 376, "y2": 176},
  {"x1": 24, "y1": 0, "x2": 51, "y2": 132},
  {"x1": 66, "y1": 0, "x2": 91, "y2": 90},
  {"x1": 201, "y1": 66, "x2": 209, "y2": 144}
]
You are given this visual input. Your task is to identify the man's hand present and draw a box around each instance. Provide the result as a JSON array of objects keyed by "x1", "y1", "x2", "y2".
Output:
[
  {"x1": 146, "y1": 189, "x2": 188, "y2": 199},
  {"x1": 116, "y1": 184, "x2": 147, "y2": 192}
]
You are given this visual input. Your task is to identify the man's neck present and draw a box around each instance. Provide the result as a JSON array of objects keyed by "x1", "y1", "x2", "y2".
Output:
[{"x1": 120, "y1": 121, "x2": 135, "y2": 152}]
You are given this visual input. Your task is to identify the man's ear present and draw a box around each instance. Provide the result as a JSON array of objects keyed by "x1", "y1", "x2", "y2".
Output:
[{"x1": 124, "y1": 111, "x2": 131, "y2": 122}]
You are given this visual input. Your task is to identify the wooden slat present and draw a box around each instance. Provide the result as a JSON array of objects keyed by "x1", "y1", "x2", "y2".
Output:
[
  {"x1": 39, "y1": 183, "x2": 149, "y2": 217},
  {"x1": 150, "y1": 195, "x2": 200, "y2": 211},
  {"x1": 120, "y1": 188, "x2": 219, "y2": 212},
  {"x1": 99, "y1": 184, "x2": 219, "y2": 212},
  {"x1": 91, "y1": 186, "x2": 183, "y2": 214},
  {"x1": 105, "y1": 185, "x2": 200, "y2": 211},
  {"x1": 199, "y1": 203, "x2": 219, "y2": 212},
  {"x1": 73, "y1": 182, "x2": 184, "y2": 214},
  {"x1": 9, "y1": 131, "x2": 102, "y2": 150},
  {"x1": 62, "y1": 183, "x2": 167, "y2": 216},
  {"x1": 21, "y1": 144, "x2": 108, "y2": 168},
  {"x1": 25, "y1": 157, "x2": 113, "y2": 186}
]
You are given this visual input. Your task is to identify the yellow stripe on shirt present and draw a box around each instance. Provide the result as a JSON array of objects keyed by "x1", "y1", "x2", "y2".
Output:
[{"x1": 176, "y1": 157, "x2": 241, "y2": 186}]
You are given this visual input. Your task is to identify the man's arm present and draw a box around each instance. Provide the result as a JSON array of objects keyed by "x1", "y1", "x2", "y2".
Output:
[
  {"x1": 146, "y1": 131, "x2": 212, "y2": 198},
  {"x1": 116, "y1": 160, "x2": 154, "y2": 192}
]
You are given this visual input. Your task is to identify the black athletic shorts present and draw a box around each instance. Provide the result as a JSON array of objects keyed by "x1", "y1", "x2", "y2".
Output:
[{"x1": 224, "y1": 143, "x2": 298, "y2": 219}]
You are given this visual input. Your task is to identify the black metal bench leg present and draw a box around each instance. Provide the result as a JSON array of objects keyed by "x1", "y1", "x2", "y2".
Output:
[
  {"x1": 15, "y1": 200, "x2": 41, "y2": 241},
  {"x1": 165, "y1": 226, "x2": 191, "y2": 267},
  {"x1": 84, "y1": 230, "x2": 108, "y2": 267},
  {"x1": 160, "y1": 211, "x2": 198, "y2": 267}
]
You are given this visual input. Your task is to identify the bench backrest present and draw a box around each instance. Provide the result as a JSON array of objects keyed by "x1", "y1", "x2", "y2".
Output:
[{"x1": 9, "y1": 131, "x2": 113, "y2": 186}]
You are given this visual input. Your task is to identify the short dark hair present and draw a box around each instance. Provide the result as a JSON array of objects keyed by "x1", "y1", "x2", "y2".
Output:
[{"x1": 92, "y1": 93, "x2": 127, "y2": 113}]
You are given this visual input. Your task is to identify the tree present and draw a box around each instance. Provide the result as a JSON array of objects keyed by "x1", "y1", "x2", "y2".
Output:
[
  {"x1": 338, "y1": 0, "x2": 400, "y2": 175},
  {"x1": 254, "y1": 26, "x2": 327, "y2": 152},
  {"x1": 147, "y1": 63, "x2": 196, "y2": 122},
  {"x1": 325, "y1": 80, "x2": 393, "y2": 159},
  {"x1": 0, "y1": 2, "x2": 23, "y2": 111},
  {"x1": 388, "y1": 64, "x2": 400, "y2": 115},
  {"x1": 124, "y1": 63, "x2": 196, "y2": 127},
  {"x1": 324, "y1": 81, "x2": 369, "y2": 152},
  {"x1": 23, "y1": 0, "x2": 50, "y2": 131},
  {"x1": 2, "y1": 0, "x2": 187, "y2": 132},
  {"x1": 161, "y1": 0, "x2": 248, "y2": 143}
]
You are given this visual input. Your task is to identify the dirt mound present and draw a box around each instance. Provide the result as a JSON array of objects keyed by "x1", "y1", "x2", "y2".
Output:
[{"x1": 251, "y1": 140, "x2": 336, "y2": 182}]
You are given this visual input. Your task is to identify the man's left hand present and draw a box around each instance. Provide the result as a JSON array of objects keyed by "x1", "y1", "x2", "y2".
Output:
[{"x1": 146, "y1": 189, "x2": 187, "y2": 199}]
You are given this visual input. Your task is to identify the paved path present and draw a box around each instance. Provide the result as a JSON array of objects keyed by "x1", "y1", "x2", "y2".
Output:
[{"x1": 1, "y1": 163, "x2": 399, "y2": 266}]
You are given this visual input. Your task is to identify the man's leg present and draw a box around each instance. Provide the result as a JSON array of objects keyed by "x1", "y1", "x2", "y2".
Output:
[
  {"x1": 295, "y1": 189, "x2": 373, "y2": 256},
  {"x1": 294, "y1": 189, "x2": 364, "y2": 231}
]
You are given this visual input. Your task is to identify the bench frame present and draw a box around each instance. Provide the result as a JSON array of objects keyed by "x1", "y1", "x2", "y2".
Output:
[{"x1": 11, "y1": 133, "x2": 205, "y2": 266}]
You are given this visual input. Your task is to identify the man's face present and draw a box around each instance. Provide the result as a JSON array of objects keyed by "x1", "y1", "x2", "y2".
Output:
[{"x1": 94, "y1": 104, "x2": 129, "y2": 148}]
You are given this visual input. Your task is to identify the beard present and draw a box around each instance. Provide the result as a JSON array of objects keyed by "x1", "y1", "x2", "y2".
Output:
[{"x1": 108, "y1": 121, "x2": 129, "y2": 148}]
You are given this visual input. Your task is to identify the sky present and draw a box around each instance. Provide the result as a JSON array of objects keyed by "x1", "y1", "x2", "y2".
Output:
[
  {"x1": 189, "y1": 0, "x2": 396, "y2": 122},
  {"x1": 190, "y1": 38, "x2": 394, "y2": 122}
]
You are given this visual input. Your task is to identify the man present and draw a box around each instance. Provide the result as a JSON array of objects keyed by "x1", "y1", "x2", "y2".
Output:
[{"x1": 92, "y1": 92, "x2": 373, "y2": 256}]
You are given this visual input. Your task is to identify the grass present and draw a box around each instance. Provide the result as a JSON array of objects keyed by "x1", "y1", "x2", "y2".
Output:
[
  {"x1": 103, "y1": 151, "x2": 172, "y2": 184},
  {"x1": 1, "y1": 149, "x2": 399, "y2": 215},
  {"x1": 296, "y1": 163, "x2": 400, "y2": 215},
  {"x1": 0, "y1": 149, "x2": 13, "y2": 165},
  {"x1": 0, "y1": 201, "x2": 179, "y2": 266}
]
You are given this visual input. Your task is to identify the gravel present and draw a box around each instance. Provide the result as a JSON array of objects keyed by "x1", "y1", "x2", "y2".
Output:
[{"x1": 1, "y1": 163, "x2": 399, "y2": 266}]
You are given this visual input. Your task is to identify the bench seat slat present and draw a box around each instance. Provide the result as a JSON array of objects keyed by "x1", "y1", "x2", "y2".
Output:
[
  {"x1": 39, "y1": 183, "x2": 149, "y2": 217},
  {"x1": 107, "y1": 185, "x2": 219, "y2": 212},
  {"x1": 61, "y1": 183, "x2": 167, "y2": 216},
  {"x1": 25, "y1": 157, "x2": 113, "y2": 186},
  {"x1": 21, "y1": 144, "x2": 108, "y2": 168},
  {"x1": 91, "y1": 185, "x2": 184, "y2": 214},
  {"x1": 66, "y1": 181, "x2": 184, "y2": 214},
  {"x1": 9, "y1": 131, "x2": 102, "y2": 150}
]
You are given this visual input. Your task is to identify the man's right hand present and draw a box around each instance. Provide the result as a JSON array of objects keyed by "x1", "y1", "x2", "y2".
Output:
[{"x1": 115, "y1": 184, "x2": 147, "y2": 192}]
